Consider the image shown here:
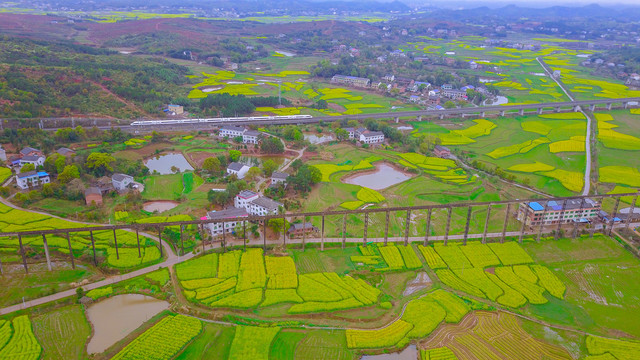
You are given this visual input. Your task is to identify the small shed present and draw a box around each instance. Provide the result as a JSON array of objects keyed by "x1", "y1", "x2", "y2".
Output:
[{"x1": 85, "y1": 187, "x2": 103, "y2": 206}]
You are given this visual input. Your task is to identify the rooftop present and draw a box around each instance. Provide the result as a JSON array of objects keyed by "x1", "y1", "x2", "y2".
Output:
[
  {"x1": 250, "y1": 196, "x2": 283, "y2": 211},
  {"x1": 527, "y1": 198, "x2": 599, "y2": 212},
  {"x1": 207, "y1": 207, "x2": 249, "y2": 220},
  {"x1": 20, "y1": 147, "x2": 40, "y2": 155},
  {"x1": 244, "y1": 130, "x2": 260, "y2": 136},
  {"x1": 272, "y1": 171, "x2": 289, "y2": 180},
  {"x1": 237, "y1": 190, "x2": 259, "y2": 199},
  {"x1": 21, "y1": 155, "x2": 42, "y2": 162},
  {"x1": 228, "y1": 162, "x2": 249, "y2": 172},
  {"x1": 112, "y1": 173, "x2": 133, "y2": 182},
  {"x1": 85, "y1": 187, "x2": 102, "y2": 196},
  {"x1": 221, "y1": 125, "x2": 245, "y2": 132}
]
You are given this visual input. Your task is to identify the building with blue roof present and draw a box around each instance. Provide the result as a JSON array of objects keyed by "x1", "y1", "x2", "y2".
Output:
[
  {"x1": 518, "y1": 198, "x2": 601, "y2": 226},
  {"x1": 16, "y1": 170, "x2": 50, "y2": 190}
]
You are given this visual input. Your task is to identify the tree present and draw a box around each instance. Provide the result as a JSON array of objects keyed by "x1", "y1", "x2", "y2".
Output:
[
  {"x1": 58, "y1": 165, "x2": 80, "y2": 184},
  {"x1": 54, "y1": 156, "x2": 66, "y2": 174},
  {"x1": 85, "y1": 152, "x2": 115, "y2": 176},
  {"x1": 335, "y1": 128, "x2": 349, "y2": 141},
  {"x1": 262, "y1": 159, "x2": 278, "y2": 177},
  {"x1": 203, "y1": 157, "x2": 222, "y2": 173},
  {"x1": 290, "y1": 159, "x2": 303, "y2": 172},
  {"x1": 443, "y1": 101, "x2": 456, "y2": 109},
  {"x1": 229, "y1": 150, "x2": 242, "y2": 162},
  {"x1": 65, "y1": 178, "x2": 85, "y2": 200},
  {"x1": 260, "y1": 137, "x2": 285, "y2": 154},
  {"x1": 245, "y1": 167, "x2": 262, "y2": 181},
  {"x1": 268, "y1": 218, "x2": 289, "y2": 235},
  {"x1": 283, "y1": 126, "x2": 303, "y2": 141},
  {"x1": 20, "y1": 163, "x2": 35, "y2": 172},
  {"x1": 170, "y1": 165, "x2": 179, "y2": 173},
  {"x1": 288, "y1": 165, "x2": 321, "y2": 193}
]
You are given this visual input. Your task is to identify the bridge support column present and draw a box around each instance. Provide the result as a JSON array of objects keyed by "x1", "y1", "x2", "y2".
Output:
[
  {"x1": 537, "y1": 108, "x2": 543, "y2": 115},
  {"x1": 589, "y1": 104, "x2": 596, "y2": 112},
  {"x1": 42, "y1": 234, "x2": 52, "y2": 271},
  {"x1": 518, "y1": 109, "x2": 524, "y2": 116},
  {"x1": 499, "y1": 111, "x2": 505, "y2": 117},
  {"x1": 302, "y1": 216, "x2": 306, "y2": 251},
  {"x1": 480, "y1": 112, "x2": 485, "y2": 118},
  {"x1": 113, "y1": 228, "x2": 119, "y2": 260},
  {"x1": 463, "y1": 206, "x2": 472, "y2": 245},
  {"x1": 537, "y1": 201, "x2": 548, "y2": 242},
  {"x1": 607, "y1": 103, "x2": 612, "y2": 110},
  {"x1": 626, "y1": 196, "x2": 638, "y2": 233},
  {"x1": 555, "y1": 199, "x2": 568, "y2": 240},
  {"x1": 384, "y1": 211, "x2": 390, "y2": 245},
  {"x1": 417, "y1": 115, "x2": 422, "y2": 121},
  {"x1": 555, "y1": 107, "x2": 561, "y2": 113},
  {"x1": 18, "y1": 234, "x2": 28, "y2": 274},
  {"x1": 321, "y1": 216, "x2": 325, "y2": 251},
  {"x1": 608, "y1": 197, "x2": 621, "y2": 237},
  {"x1": 439, "y1": 114, "x2": 444, "y2": 120},
  {"x1": 501, "y1": 203, "x2": 511, "y2": 243},
  {"x1": 90, "y1": 231, "x2": 97, "y2": 266},
  {"x1": 394, "y1": 117, "x2": 400, "y2": 123},
  {"x1": 482, "y1": 205, "x2": 492, "y2": 244},
  {"x1": 179, "y1": 225, "x2": 184, "y2": 256},
  {"x1": 66, "y1": 232, "x2": 75, "y2": 269},
  {"x1": 342, "y1": 214, "x2": 347, "y2": 249},
  {"x1": 444, "y1": 208, "x2": 452, "y2": 245},
  {"x1": 573, "y1": 105, "x2": 580, "y2": 112},
  {"x1": 404, "y1": 210, "x2": 411, "y2": 246},
  {"x1": 573, "y1": 199, "x2": 586, "y2": 239},
  {"x1": 136, "y1": 228, "x2": 142, "y2": 257},
  {"x1": 623, "y1": 102, "x2": 629, "y2": 109},
  {"x1": 424, "y1": 209, "x2": 432, "y2": 246},
  {"x1": 518, "y1": 205, "x2": 529, "y2": 244},
  {"x1": 222, "y1": 222, "x2": 226, "y2": 252},
  {"x1": 282, "y1": 216, "x2": 286, "y2": 246},
  {"x1": 363, "y1": 213, "x2": 368, "y2": 245},
  {"x1": 263, "y1": 220, "x2": 267, "y2": 251},
  {"x1": 244, "y1": 220, "x2": 247, "y2": 252}
]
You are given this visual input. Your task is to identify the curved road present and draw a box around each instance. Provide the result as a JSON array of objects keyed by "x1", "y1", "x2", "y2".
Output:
[{"x1": 537, "y1": 57, "x2": 592, "y2": 195}]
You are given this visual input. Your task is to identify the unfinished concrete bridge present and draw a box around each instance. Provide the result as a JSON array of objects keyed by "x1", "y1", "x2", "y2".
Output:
[{"x1": 1, "y1": 192, "x2": 637, "y2": 276}]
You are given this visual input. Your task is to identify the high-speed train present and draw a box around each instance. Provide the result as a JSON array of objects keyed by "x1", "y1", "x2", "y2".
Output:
[{"x1": 130, "y1": 114, "x2": 313, "y2": 126}]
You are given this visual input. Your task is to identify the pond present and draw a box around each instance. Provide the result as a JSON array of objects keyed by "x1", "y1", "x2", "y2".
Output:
[
  {"x1": 145, "y1": 153, "x2": 194, "y2": 175},
  {"x1": 86, "y1": 294, "x2": 169, "y2": 354},
  {"x1": 304, "y1": 134, "x2": 334, "y2": 144},
  {"x1": 238, "y1": 155, "x2": 286, "y2": 167},
  {"x1": 361, "y1": 345, "x2": 418, "y2": 360},
  {"x1": 143, "y1": 201, "x2": 179, "y2": 213},
  {"x1": 344, "y1": 163, "x2": 412, "y2": 190}
]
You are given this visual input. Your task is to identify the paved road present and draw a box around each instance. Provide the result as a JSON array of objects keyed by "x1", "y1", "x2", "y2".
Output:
[{"x1": 537, "y1": 57, "x2": 592, "y2": 196}]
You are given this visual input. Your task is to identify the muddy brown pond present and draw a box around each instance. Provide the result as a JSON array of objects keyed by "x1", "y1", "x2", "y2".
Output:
[{"x1": 86, "y1": 294, "x2": 169, "y2": 354}]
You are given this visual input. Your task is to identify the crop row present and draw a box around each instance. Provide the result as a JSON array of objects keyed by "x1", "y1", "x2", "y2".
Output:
[
  {"x1": 218, "y1": 251, "x2": 241, "y2": 278},
  {"x1": 378, "y1": 245, "x2": 405, "y2": 270},
  {"x1": 421, "y1": 347, "x2": 459, "y2": 360},
  {"x1": 236, "y1": 248, "x2": 267, "y2": 291},
  {"x1": 418, "y1": 245, "x2": 447, "y2": 269},
  {"x1": 495, "y1": 267, "x2": 547, "y2": 304},
  {"x1": 265, "y1": 256, "x2": 298, "y2": 289},
  {"x1": 112, "y1": 315, "x2": 202, "y2": 360},
  {"x1": 346, "y1": 320, "x2": 414, "y2": 349},
  {"x1": 460, "y1": 242, "x2": 501, "y2": 268},
  {"x1": 586, "y1": 335, "x2": 640, "y2": 359},
  {"x1": 0, "y1": 316, "x2": 41, "y2": 360},
  {"x1": 176, "y1": 253, "x2": 218, "y2": 281},
  {"x1": 228, "y1": 326, "x2": 281, "y2": 360}
]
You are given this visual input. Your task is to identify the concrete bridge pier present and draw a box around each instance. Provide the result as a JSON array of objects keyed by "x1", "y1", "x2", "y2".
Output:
[
  {"x1": 555, "y1": 199, "x2": 568, "y2": 240},
  {"x1": 439, "y1": 114, "x2": 445, "y2": 120},
  {"x1": 66, "y1": 232, "x2": 75, "y2": 269},
  {"x1": 342, "y1": 214, "x2": 347, "y2": 249},
  {"x1": 302, "y1": 216, "x2": 307, "y2": 251},
  {"x1": 573, "y1": 199, "x2": 586, "y2": 239},
  {"x1": 501, "y1": 203, "x2": 511, "y2": 243},
  {"x1": 482, "y1": 205, "x2": 492, "y2": 244},
  {"x1": 113, "y1": 228, "x2": 120, "y2": 260},
  {"x1": 607, "y1": 197, "x2": 621, "y2": 236},
  {"x1": 463, "y1": 206, "x2": 472, "y2": 245},
  {"x1": 363, "y1": 213, "x2": 368, "y2": 245},
  {"x1": 589, "y1": 104, "x2": 596, "y2": 112},
  {"x1": 444, "y1": 208, "x2": 452, "y2": 245},
  {"x1": 480, "y1": 112, "x2": 485, "y2": 118},
  {"x1": 607, "y1": 103, "x2": 612, "y2": 110},
  {"x1": 499, "y1": 111, "x2": 505, "y2": 117},
  {"x1": 573, "y1": 105, "x2": 580, "y2": 112},
  {"x1": 320, "y1": 216, "x2": 325, "y2": 251},
  {"x1": 623, "y1": 102, "x2": 629, "y2": 109},
  {"x1": 417, "y1": 115, "x2": 422, "y2": 121},
  {"x1": 555, "y1": 107, "x2": 561, "y2": 113},
  {"x1": 384, "y1": 211, "x2": 390, "y2": 245},
  {"x1": 536, "y1": 201, "x2": 548, "y2": 242},
  {"x1": 394, "y1": 117, "x2": 400, "y2": 123},
  {"x1": 424, "y1": 209, "x2": 432, "y2": 246},
  {"x1": 537, "y1": 108, "x2": 543, "y2": 115},
  {"x1": 41, "y1": 234, "x2": 52, "y2": 271},
  {"x1": 404, "y1": 210, "x2": 411, "y2": 246},
  {"x1": 90, "y1": 231, "x2": 97, "y2": 266},
  {"x1": 18, "y1": 234, "x2": 28, "y2": 274},
  {"x1": 518, "y1": 205, "x2": 529, "y2": 243},
  {"x1": 627, "y1": 196, "x2": 638, "y2": 232},
  {"x1": 518, "y1": 109, "x2": 524, "y2": 116}
]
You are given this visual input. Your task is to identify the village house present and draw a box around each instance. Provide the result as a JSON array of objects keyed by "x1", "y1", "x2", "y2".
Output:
[
  {"x1": 20, "y1": 155, "x2": 45, "y2": 168},
  {"x1": 288, "y1": 222, "x2": 318, "y2": 237},
  {"x1": 16, "y1": 171, "x2": 50, "y2": 190},
  {"x1": 206, "y1": 207, "x2": 249, "y2": 237},
  {"x1": 112, "y1": 173, "x2": 134, "y2": 191},
  {"x1": 227, "y1": 162, "x2": 251, "y2": 180},
  {"x1": 84, "y1": 187, "x2": 103, "y2": 206},
  {"x1": 242, "y1": 130, "x2": 260, "y2": 145},
  {"x1": 433, "y1": 145, "x2": 451, "y2": 158},
  {"x1": 166, "y1": 104, "x2": 184, "y2": 115},
  {"x1": 219, "y1": 126, "x2": 245, "y2": 139},
  {"x1": 0, "y1": 146, "x2": 6, "y2": 162},
  {"x1": 410, "y1": 81, "x2": 431, "y2": 92},
  {"x1": 56, "y1": 147, "x2": 75, "y2": 157},
  {"x1": 331, "y1": 75, "x2": 371, "y2": 88},
  {"x1": 359, "y1": 130, "x2": 385, "y2": 145},
  {"x1": 248, "y1": 196, "x2": 283, "y2": 216},
  {"x1": 442, "y1": 89, "x2": 468, "y2": 100},
  {"x1": 234, "y1": 190, "x2": 260, "y2": 210},
  {"x1": 20, "y1": 147, "x2": 43, "y2": 158},
  {"x1": 343, "y1": 127, "x2": 356, "y2": 140},
  {"x1": 517, "y1": 199, "x2": 601, "y2": 227},
  {"x1": 271, "y1": 171, "x2": 289, "y2": 186}
]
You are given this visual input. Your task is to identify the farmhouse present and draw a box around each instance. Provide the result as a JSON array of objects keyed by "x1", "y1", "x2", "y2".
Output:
[
  {"x1": 20, "y1": 155, "x2": 45, "y2": 167},
  {"x1": 248, "y1": 196, "x2": 283, "y2": 216},
  {"x1": 343, "y1": 127, "x2": 356, "y2": 139},
  {"x1": 56, "y1": 147, "x2": 75, "y2": 157},
  {"x1": 331, "y1": 75, "x2": 371, "y2": 88},
  {"x1": 112, "y1": 173, "x2": 134, "y2": 191},
  {"x1": 20, "y1": 147, "x2": 42, "y2": 157},
  {"x1": 359, "y1": 130, "x2": 385, "y2": 145},
  {"x1": 16, "y1": 171, "x2": 50, "y2": 190},
  {"x1": 206, "y1": 207, "x2": 249, "y2": 236},
  {"x1": 271, "y1": 171, "x2": 289, "y2": 186},
  {"x1": 84, "y1": 187, "x2": 103, "y2": 206},
  {"x1": 288, "y1": 222, "x2": 318, "y2": 237},
  {"x1": 234, "y1": 190, "x2": 260, "y2": 210},
  {"x1": 219, "y1": 126, "x2": 245, "y2": 139},
  {"x1": 434, "y1": 145, "x2": 451, "y2": 158},
  {"x1": 167, "y1": 104, "x2": 184, "y2": 115},
  {"x1": 227, "y1": 162, "x2": 251, "y2": 179},
  {"x1": 442, "y1": 89, "x2": 468, "y2": 100},
  {"x1": 517, "y1": 198, "x2": 601, "y2": 226},
  {"x1": 243, "y1": 130, "x2": 260, "y2": 145}
]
